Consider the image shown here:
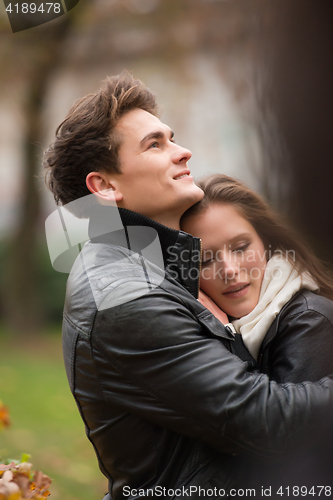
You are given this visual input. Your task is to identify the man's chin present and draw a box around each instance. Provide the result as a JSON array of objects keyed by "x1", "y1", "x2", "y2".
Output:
[
  {"x1": 187, "y1": 184, "x2": 205, "y2": 204},
  {"x1": 179, "y1": 186, "x2": 204, "y2": 214},
  {"x1": 195, "y1": 185, "x2": 205, "y2": 201}
]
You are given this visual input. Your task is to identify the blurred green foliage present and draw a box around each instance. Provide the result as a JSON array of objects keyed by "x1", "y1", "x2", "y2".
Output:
[
  {"x1": 0, "y1": 333, "x2": 107, "y2": 500},
  {"x1": 0, "y1": 238, "x2": 68, "y2": 327},
  {"x1": 37, "y1": 237, "x2": 68, "y2": 325}
]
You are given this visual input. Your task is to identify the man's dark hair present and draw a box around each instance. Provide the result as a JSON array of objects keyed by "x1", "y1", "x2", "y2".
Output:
[{"x1": 43, "y1": 71, "x2": 158, "y2": 208}]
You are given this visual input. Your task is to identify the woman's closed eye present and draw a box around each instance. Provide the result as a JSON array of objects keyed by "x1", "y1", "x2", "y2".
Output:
[
  {"x1": 201, "y1": 252, "x2": 215, "y2": 266},
  {"x1": 233, "y1": 242, "x2": 250, "y2": 253},
  {"x1": 202, "y1": 258, "x2": 214, "y2": 266},
  {"x1": 201, "y1": 243, "x2": 250, "y2": 265}
]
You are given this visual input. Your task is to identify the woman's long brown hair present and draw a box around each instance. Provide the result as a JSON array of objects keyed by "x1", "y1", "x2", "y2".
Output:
[{"x1": 181, "y1": 174, "x2": 333, "y2": 301}]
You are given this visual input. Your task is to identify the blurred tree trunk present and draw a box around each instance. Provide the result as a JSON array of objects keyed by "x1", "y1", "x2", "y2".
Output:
[
  {"x1": 258, "y1": 0, "x2": 333, "y2": 264},
  {"x1": 3, "y1": 18, "x2": 72, "y2": 334}
]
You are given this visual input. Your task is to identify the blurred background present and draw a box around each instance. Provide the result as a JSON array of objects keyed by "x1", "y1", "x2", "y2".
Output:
[{"x1": 0, "y1": 0, "x2": 332, "y2": 498}]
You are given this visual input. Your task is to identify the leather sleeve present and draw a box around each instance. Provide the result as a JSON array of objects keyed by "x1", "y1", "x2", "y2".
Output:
[
  {"x1": 267, "y1": 309, "x2": 333, "y2": 384},
  {"x1": 89, "y1": 284, "x2": 333, "y2": 457}
]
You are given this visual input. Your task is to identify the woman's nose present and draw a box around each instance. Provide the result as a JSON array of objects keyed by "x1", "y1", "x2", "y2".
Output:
[{"x1": 221, "y1": 257, "x2": 240, "y2": 280}]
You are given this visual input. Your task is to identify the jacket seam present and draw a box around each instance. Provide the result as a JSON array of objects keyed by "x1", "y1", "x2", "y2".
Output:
[
  {"x1": 281, "y1": 308, "x2": 333, "y2": 328},
  {"x1": 157, "y1": 281, "x2": 232, "y2": 341},
  {"x1": 73, "y1": 334, "x2": 114, "y2": 487},
  {"x1": 63, "y1": 310, "x2": 98, "y2": 339},
  {"x1": 63, "y1": 313, "x2": 90, "y2": 338},
  {"x1": 262, "y1": 291, "x2": 333, "y2": 351},
  {"x1": 90, "y1": 339, "x2": 165, "y2": 481}
]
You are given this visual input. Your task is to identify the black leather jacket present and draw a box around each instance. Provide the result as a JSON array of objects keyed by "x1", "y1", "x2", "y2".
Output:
[
  {"x1": 62, "y1": 207, "x2": 333, "y2": 499},
  {"x1": 235, "y1": 290, "x2": 333, "y2": 492},
  {"x1": 259, "y1": 289, "x2": 333, "y2": 383}
]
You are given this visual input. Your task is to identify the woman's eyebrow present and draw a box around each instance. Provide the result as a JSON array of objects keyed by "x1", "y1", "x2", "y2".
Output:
[
  {"x1": 229, "y1": 232, "x2": 251, "y2": 243},
  {"x1": 202, "y1": 233, "x2": 251, "y2": 253}
]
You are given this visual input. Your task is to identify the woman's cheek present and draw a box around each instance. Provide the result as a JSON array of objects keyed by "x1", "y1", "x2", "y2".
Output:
[
  {"x1": 201, "y1": 267, "x2": 212, "y2": 281},
  {"x1": 200, "y1": 269, "x2": 217, "y2": 296}
]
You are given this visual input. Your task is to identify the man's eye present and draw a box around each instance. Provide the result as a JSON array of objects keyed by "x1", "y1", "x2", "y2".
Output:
[{"x1": 148, "y1": 142, "x2": 159, "y2": 149}]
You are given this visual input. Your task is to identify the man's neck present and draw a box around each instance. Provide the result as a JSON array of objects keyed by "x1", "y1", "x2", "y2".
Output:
[
  {"x1": 149, "y1": 215, "x2": 180, "y2": 231},
  {"x1": 116, "y1": 200, "x2": 183, "y2": 231}
]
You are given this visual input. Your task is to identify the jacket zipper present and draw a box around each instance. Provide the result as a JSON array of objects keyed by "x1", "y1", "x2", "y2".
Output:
[
  {"x1": 224, "y1": 323, "x2": 236, "y2": 337},
  {"x1": 197, "y1": 238, "x2": 202, "y2": 298}
]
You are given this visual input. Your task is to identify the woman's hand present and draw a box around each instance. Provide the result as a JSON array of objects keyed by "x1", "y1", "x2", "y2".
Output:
[{"x1": 198, "y1": 290, "x2": 229, "y2": 325}]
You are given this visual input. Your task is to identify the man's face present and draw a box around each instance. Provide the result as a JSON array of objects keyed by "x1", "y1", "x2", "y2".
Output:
[{"x1": 111, "y1": 108, "x2": 203, "y2": 225}]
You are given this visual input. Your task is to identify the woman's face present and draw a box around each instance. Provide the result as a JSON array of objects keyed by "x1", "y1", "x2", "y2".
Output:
[{"x1": 182, "y1": 203, "x2": 267, "y2": 318}]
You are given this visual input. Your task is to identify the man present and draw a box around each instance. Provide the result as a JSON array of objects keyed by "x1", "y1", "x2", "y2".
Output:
[{"x1": 44, "y1": 72, "x2": 333, "y2": 499}]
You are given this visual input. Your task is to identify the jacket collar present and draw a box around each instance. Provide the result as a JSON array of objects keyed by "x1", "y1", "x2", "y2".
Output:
[{"x1": 88, "y1": 205, "x2": 201, "y2": 298}]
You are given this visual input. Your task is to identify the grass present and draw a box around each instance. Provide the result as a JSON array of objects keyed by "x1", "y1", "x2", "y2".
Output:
[{"x1": 0, "y1": 331, "x2": 108, "y2": 500}]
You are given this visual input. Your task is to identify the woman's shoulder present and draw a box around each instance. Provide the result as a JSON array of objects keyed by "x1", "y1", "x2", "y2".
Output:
[
  {"x1": 280, "y1": 289, "x2": 333, "y2": 324},
  {"x1": 263, "y1": 289, "x2": 333, "y2": 383}
]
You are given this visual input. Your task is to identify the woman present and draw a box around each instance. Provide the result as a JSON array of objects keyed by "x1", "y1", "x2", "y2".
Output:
[
  {"x1": 181, "y1": 174, "x2": 333, "y2": 492},
  {"x1": 181, "y1": 173, "x2": 333, "y2": 381}
]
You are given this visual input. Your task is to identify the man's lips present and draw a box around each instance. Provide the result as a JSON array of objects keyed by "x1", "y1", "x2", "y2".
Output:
[
  {"x1": 173, "y1": 169, "x2": 191, "y2": 180},
  {"x1": 223, "y1": 283, "x2": 250, "y2": 298}
]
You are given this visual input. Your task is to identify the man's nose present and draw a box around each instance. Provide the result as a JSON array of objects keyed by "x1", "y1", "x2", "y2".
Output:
[{"x1": 172, "y1": 143, "x2": 192, "y2": 163}]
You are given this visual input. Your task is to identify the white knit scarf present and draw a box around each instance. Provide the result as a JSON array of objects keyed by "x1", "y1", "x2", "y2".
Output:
[{"x1": 231, "y1": 254, "x2": 318, "y2": 360}]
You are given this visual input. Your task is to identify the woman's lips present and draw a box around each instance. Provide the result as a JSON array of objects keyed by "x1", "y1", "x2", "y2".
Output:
[{"x1": 223, "y1": 283, "x2": 250, "y2": 299}]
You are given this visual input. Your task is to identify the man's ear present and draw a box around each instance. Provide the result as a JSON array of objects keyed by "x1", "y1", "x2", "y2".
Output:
[{"x1": 86, "y1": 171, "x2": 123, "y2": 202}]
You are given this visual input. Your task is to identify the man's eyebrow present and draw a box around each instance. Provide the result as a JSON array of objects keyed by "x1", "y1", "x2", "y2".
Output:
[{"x1": 140, "y1": 130, "x2": 174, "y2": 145}]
